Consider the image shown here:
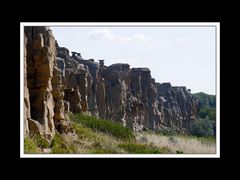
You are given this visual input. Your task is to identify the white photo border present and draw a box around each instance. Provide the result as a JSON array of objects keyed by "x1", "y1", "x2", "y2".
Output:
[{"x1": 20, "y1": 22, "x2": 220, "y2": 158}]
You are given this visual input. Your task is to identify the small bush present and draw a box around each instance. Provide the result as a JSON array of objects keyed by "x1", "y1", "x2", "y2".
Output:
[
  {"x1": 118, "y1": 142, "x2": 170, "y2": 154},
  {"x1": 71, "y1": 114, "x2": 134, "y2": 140},
  {"x1": 176, "y1": 150, "x2": 183, "y2": 154},
  {"x1": 157, "y1": 128, "x2": 177, "y2": 136},
  {"x1": 190, "y1": 118, "x2": 214, "y2": 137}
]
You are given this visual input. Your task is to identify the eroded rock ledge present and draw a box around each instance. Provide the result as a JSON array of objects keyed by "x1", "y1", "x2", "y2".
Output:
[{"x1": 24, "y1": 27, "x2": 199, "y2": 139}]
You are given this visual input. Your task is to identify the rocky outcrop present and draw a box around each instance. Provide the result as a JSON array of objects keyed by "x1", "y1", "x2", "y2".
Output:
[
  {"x1": 24, "y1": 33, "x2": 30, "y2": 136},
  {"x1": 101, "y1": 63, "x2": 129, "y2": 124},
  {"x1": 64, "y1": 88, "x2": 82, "y2": 113},
  {"x1": 61, "y1": 51, "x2": 199, "y2": 133},
  {"x1": 24, "y1": 27, "x2": 71, "y2": 139},
  {"x1": 72, "y1": 56, "x2": 100, "y2": 117},
  {"x1": 156, "y1": 83, "x2": 199, "y2": 133},
  {"x1": 24, "y1": 26, "x2": 199, "y2": 137}
]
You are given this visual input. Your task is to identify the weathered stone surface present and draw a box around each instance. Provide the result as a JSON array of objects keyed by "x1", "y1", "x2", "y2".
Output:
[
  {"x1": 24, "y1": 27, "x2": 72, "y2": 139},
  {"x1": 24, "y1": 33, "x2": 30, "y2": 136},
  {"x1": 55, "y1": 120, "x2": 75, "y2": 134},
  {"x1": 64, "y1": 88, "x2": 82, "y2": 113},
  {"x1": 101, "y1": 63, "x2": 130, "y2": 124},
  {"x1": 64, "y1": 100, "x2": 70, "y2": 119},
  {"x1": 25, "y1": 26, "x2": 56, "y2": 138},
  {"x1": 57, "y1": 46, "x2": 90, "y2": 113},
  {"x1": 56, "y1": 49, "x2": 199, "y2": 133},
  {"x1": 56, "y1": 57, "x2": 65, "y2": 76},
  {"x1": 125, "y1": 67, "x2": 154, "y2": 131},
  {"x1": 70, "y1": 56, "x2": 99, "y2": 116},
  {"x1": 156, "y1": 83, "x2": 199, "y2": 133},
  {"x1": 28, "y1": 119, "x2": 44, "y2": 137},
  {"x1": 24, "y1": 26, "x2": 200, "y2": 138},
  {"x1": 57, "y1": 45, "x2": 79, "y2": 69},
  {"x1": 52, "y1": 66, "x2": 65, "y2": 123},
  {"x1": 96, "y1": 78, "x2": 106, "y2": 118}
]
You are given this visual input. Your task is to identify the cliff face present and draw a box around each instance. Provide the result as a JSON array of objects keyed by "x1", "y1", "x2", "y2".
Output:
[
  {"x1": 24, "y1": 27, "x2": 73, "y2": 139},
  {"x1": 156, "y1": 83, "x2": 199, "y2": 133},
  {"x1": 24, "y1": 27, "x2": 199, "y2": 138}
]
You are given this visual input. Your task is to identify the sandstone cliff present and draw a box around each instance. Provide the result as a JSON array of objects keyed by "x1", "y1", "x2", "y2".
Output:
[
  {"x1": 24, "y1": 27, "x2": 73, "y2": 140},
  {"x1": 24, "y1": 27, "x2": 199, "y2": 139}
]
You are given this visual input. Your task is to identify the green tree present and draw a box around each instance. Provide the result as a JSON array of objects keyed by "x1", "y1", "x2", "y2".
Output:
[{"x1": 190, "y1": 117, "x2": 215, "y2": 137}]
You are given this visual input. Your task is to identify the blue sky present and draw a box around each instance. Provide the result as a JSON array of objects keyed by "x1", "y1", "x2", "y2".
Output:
[{"x1": 51, "y1": 26, "x2": 216, "y2": 95}]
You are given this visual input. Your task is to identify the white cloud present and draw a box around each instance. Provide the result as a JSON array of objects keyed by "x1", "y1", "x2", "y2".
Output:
[
  {"x1": 176, "y1": 37, "x2": 185, "y2": 42},
  {"x1": 86, "y1": 29, "x2": 150, "y2": 42},
  {"x1": 132, "y1": 33, "x2": 148, "y2": 41},
  {"x1": 87, "y1": 29, "x2": 116, "y2": 40}
]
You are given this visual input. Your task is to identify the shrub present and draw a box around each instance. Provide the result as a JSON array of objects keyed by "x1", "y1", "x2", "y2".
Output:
[
  {"x1": 190, "y1": 118, "x2": 215, "y2": 137},
  {"x1": 176, "y1": 150, "x2": 183, "y2": 154},
  {"x1": 157, "y1": 128, "x2": 177, "y2": 136},
  {"x1": 118, "y1": 142, "x2": 170, "y2": 154},
  {"x1": 198, "y1": 106, "x2": 216, "y2": 120},
  {"x1": 71, "y1": 114, "x2": 134, "y2": 140}
]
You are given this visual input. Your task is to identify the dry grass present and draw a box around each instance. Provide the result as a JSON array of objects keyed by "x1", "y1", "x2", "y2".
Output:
[
  {"x1": 25, "y1": 113, "x2": 216, "y2": 154},
  {"x1": 135, "y1": 132, "x2": 216, "y2": 154},
  {"x1": 61, "y1": 123, "x2": 125, "y2": 154}
]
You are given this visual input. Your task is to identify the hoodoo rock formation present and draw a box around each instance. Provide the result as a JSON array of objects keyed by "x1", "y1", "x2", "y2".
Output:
[{"x1": 24, "y1": 27, "x2": 199, "y2": 139}]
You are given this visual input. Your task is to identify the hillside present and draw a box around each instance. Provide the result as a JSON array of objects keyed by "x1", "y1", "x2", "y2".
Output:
[{"x1": 25, "y1": 113, "x2": 216, "y2": 154}]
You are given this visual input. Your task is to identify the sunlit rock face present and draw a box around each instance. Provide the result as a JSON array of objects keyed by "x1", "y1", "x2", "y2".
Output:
[
  {"x1": 24, "y1": 27, "x2": 71, "y2": 139},
  {"x1": 57, "y1": 47, "x2": 199, "y2": 133},
  {"x1": 24, "y1": 26, "x2": 199, "y2": 137}
]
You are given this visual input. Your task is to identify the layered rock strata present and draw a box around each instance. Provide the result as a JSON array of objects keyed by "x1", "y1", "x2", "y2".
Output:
[
  {"x1": 24, "y1": 27, "x2": 199, "y2": 137},
  {"x1": 24, "y1": 27, "x2": 72, "y2": 139}
]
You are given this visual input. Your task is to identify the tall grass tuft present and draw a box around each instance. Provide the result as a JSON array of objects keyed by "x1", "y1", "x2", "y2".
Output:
[
  {"x1": 24, "y1": 137, "x2": 41, "y2": 153},
  {"x1": 118, "y1": 142, "x2": 171, "y2": 154},
  {"x1": 71, "y1": 113, "x2": 134, "y2": 140},
  {"x1": 50, "y1": 133, "x2": 76, "y2": 153}
]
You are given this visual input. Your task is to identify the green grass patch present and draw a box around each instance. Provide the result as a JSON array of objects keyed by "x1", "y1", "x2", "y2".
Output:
[
  {"x1": 33, "y1": 134, "x2": 49, "y2": 148},
  {"x1": 71, "y1": 113, "x2": 134, "y2": 140},
  {"x1": 180, "y1": 135, "x2": 216, "y2": 145},
  {"x1": 89, "y1": 147, "x2": 118, "y2": 154},
  {"x1": 118, "y1": 142, "x2": 171, "y2": 154},
  {"x1": 72, "y1": 123, "x2": 98, "y2": 140},
  {"x1": 24, "y1": 137, "x2": 41, "y2": 153},
  {"x1": 24, "y1": 134, "x2": 49, "y2": 153},
  {"x1": 195, "y1": 136, "x2": 216, "y2": 145},
  {"x1": 50, "y1": 133, "x2": 76, "y2": 154}
]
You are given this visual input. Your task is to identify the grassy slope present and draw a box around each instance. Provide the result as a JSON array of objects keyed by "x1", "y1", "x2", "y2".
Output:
[{"x1": 24, "y1": 113, "x2": 215, "y2": 154}]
